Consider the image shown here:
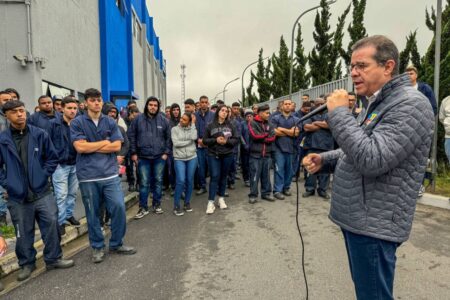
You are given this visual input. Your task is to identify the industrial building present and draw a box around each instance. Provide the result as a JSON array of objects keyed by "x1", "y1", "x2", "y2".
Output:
[{"x1": 0, "y1": 0, "x2": 167, "y2": 110}]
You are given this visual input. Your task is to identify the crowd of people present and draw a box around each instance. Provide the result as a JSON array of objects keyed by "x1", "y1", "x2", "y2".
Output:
[{"x1": 0, "y1": 34, "x2": 447, "y2": 297}]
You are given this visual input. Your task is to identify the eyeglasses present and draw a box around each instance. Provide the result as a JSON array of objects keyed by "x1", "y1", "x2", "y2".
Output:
[{"x1": 349, "y1": 62, "x2": 384, "y2": 73}]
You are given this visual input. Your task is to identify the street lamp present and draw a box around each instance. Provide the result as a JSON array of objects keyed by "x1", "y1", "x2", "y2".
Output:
[
  {"x1": 241, "y1": 57, "x2": 269, "y2": 107},
  {"x1": 288, "y1": 0, "x2": 337, "y2": 98},
  {"x1": 222, "y1": 77, "x2": 240, "y2": 104},
  {"x1": 213, "y1": 90, "x2": 226, "y2": 103}
]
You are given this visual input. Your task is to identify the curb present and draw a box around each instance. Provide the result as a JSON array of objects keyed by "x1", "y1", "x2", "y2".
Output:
[
  {"x1": 0, "y1": 192, "x2": 139, "y2": 278},
  {"x1": 417, "y1": 193, "x2": 450, "y2": 210}
]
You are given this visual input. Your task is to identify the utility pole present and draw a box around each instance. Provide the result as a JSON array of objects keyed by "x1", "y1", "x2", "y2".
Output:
[
  {"x1": 180, "y1": 64, "x2": 186, "y2": 102},
  {"x1": 431, "y1": 0, "x2": 442, "y2": 191}
]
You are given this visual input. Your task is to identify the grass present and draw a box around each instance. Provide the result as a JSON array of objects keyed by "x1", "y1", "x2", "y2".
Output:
[
  {"x1": 0, "y1": 225, "x2": 16, "y2": 239},
  {"x1": 426, "y1": 163, "x2": 450, "y2": 198}
]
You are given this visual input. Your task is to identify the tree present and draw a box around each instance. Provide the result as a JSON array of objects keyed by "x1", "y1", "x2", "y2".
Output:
[
  {"x1": 399, "y1": 31, "x2": 422, "y2": 74},
  {"x1": 271, "y1": 36, "x2": 291, "y2": 98},
  {"x1": 244, "y1": 71, "x2": 258, "y2": 106},
  {"x1": 309, "y1": 0, "x2": 334, "y2": 85},
  {"x1": 293, "y1": 25, "x2": 310, "y2": 90},
  {"x1": 421, "y1": 0, "x2": 450, "y2": 164},
  {"x1": 253, "y1": 48, "x2": 272, "y2": 102},
  {"x1": 330, "y1": 4, "x2": 351, "y2": 80},
  {"x1": 343, "y1": 0, "x2": 368, "y2": 67}
]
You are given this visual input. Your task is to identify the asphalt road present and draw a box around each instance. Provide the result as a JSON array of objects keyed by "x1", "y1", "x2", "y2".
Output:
[{"x1": 3, "y1": 179, "x2": 450, "y2": 300}]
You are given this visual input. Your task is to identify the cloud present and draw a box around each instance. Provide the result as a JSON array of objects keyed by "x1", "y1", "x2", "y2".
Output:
[{"x1": 148, "y1": 0, "x2": 437, "y2": 106}]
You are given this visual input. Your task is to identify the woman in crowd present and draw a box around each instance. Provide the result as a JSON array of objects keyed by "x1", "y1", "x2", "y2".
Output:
[
  {"x1": 202, "y1": 105, "x2": 239, "y2": 214},
  {"x1": 171, "y1": 112, "x2": 198, "y2": 216}
]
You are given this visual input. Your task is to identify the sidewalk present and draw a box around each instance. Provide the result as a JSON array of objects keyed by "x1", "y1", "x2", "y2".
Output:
[{"x1": 418, "y1": 193, "x2": 450, "y2": 210}]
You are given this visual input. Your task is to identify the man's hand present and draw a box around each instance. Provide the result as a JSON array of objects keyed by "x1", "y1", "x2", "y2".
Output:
[
  {"x1": 302, "y1": 153, "x2": 323, "y2": 174},
  {"x1": 216, "y1": 137, "x2": 226, "y2": 145},
  {"x1": 0, "y1": 237, "x2": 7, "y2": 256},
  {"x1": 131, "y1": 154, "x2": 138, "y2": 163},
  {"x1": 162, "y1": 154, "x2": 168, "y2": 161},
  {"x1": 191, "y1": 114, "x2": 196, "y2": 125},
  {"x1": 198, "y1": 138, "x2": 204, "y2": 147},
  {"x1": 327, "y1": 89, "x2": 349, "y2": 113},
  {"x1": 117, "y1": 156, "x2": 125, "y2": 165}
]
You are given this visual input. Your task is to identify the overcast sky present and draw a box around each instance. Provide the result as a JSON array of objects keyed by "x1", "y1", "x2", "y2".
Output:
[{"x1": 147, "y1": 0, "x2": 438, "y2": 106}]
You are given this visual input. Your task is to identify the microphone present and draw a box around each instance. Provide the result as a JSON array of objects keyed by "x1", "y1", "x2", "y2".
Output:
[{"x1": 298, "y1": 104, "x2": 327, "y2": 122}]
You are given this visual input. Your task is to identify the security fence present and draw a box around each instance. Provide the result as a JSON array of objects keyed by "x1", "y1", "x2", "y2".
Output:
[{"x1": 256, "y1": 77, "x2": 353, "y2": 111}]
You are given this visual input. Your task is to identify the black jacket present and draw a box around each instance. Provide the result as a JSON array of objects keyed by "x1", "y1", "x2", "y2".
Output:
[
  {"x1": 248, "y1": 115, "x2": 276, "y2": 158},
  {"x1": 203, "y1": 120, "x2": 238, "y2": 157}
]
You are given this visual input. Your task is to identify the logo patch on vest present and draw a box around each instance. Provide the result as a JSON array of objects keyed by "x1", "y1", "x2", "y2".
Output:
[{"x1": 364, "y1": 113, "x2": 378, "y2": 125}]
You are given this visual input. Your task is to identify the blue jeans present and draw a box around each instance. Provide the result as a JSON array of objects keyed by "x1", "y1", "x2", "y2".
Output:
[
  {"x1": 227, "y1": 152, "x2": 238, "y2": 185},
  {"x1": 273, "y1": 150, "x2": 293, "y2": 193},
  {"x1": 249, "y1": 156, "x2": 272, "y2": 198},
  {"x1": 0, "y1": 186, "x2": 7, "y2": 216},
  {"x1": 445, "y1": 138, "x2": 450, "y2": 164},
  {"x1": 304, "y1": 149, "x2": 329, "y2": 193},
  {"x1": 342, "y1": 229, "x2": 400, "y2": 300},
  {"x1": 79, "y1": 176, "x2": 126, "y2": 250},
  {"x1": 138, "y1": 158, "x2": 166, "y2": 209},
  {"x1": 207, "y1": 154, "x2": 234, "y2": 201},
  {"x1": 8, "y1": 193, "x2": 62, "y2": 266},
  {"x1": 52, "y1": 164, "x2": 78, "y2": 225},
  {"x1": 174, "y1": 157, "x2": 198, "y2": 209},
  {"x1": 240, "y1": 150, "x2": 250, "y2": 182},
  {"x1": 196, "y1": 148, "x2": 208, "y2": 189}
]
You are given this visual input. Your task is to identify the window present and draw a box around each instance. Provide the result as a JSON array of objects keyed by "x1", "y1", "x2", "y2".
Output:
[
  {"x1": 132, "y1": 13, "x2": 136, "y2": 38},
  {"x1": 147, "y1": 44, "x2": 152, "y2": 63},
  {"x1": 136, "y1": 21, "x2": 142, "y2": 46}
]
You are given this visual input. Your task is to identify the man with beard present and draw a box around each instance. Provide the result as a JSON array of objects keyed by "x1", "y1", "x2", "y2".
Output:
[
  {"x1": 29, "y1": 95, "x2": 56, "y2": 131},
  {"x1": 128, "y1": 97, "x2": 171, "y2": 218}
]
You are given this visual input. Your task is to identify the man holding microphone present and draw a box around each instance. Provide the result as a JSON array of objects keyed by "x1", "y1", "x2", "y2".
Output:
[{"x1": 303, "y1": 35, "x2": 434, "y2": 299}]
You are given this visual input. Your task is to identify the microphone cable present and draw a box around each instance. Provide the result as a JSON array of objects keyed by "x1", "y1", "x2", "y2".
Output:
[{"x1": 294, "y1": 125, "x2": 309, "y2": 300}]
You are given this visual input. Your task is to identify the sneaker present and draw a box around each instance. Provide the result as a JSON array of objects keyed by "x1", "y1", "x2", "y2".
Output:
[
  {"x1": 318, "y1": 191, "x2": 330, "y2": 200},
  {"x1": 282, "y1": 190, "x2": 292, "y2": 197},
  {"x1": 134, "y1": 207, "x2": 149, "y2": 219},
  {"x1": 249, "y1": 197, "x2": 257, "y2": 204},
  {"x1": 244, "y1": 181, "x2": 250, "y2": 187},
  {"x1": 110, "y1": 245, "x2": 137, "y2": 255},
  {"x1": 92, "y1": 248, "x2": 105, "y2": 264},
  {"x1": 273, "y1": 192, "x2": 285, "y2": 200},
  {"x1": 228, "y1": 184, "x2": 235, "y2": 190},
  {"x1": 153, "y1": 205, "x2": 164, "y2": 214},
  {"x1": 418, "y1": 185, "x2": 425, "y2": 197},
  {"x1": 218, "y1": 197, "x2": 227, "y2": 209},
  {"x1": 196, "y1": 188, "x2": 207, "y2": 195},
  {"x1": 128, "y1": 185, "x2": 136, "y2": 192},
  {"x1": 184, "y1": 203, "x2": 193, "y2": 212},
  {"x1": 17, "y1": 264, "x2": 36, "y2": 281},
  {"x1": 261, "y1": 194, "x2": 275, "y2": 202},
  {"x1": 302, "y1": 191, "x2": 315, "y2": 198},
  {"x1": 206, "y1": 201, "x2": 216, "y2": 214},
  {"x1": 170, "y1": 190, "x2": 175, "y2": 197},
  {"x1": 173, "y1": 208, "x2": 184, "y2": 216},
  {"x1": 0, "y1": 214, "x2": 7, "y2": 227},
  {"x1": 235, "y1": 175, "x2": 241, "y2": 180},
  {"x1": 66, "y1": 216, "x2": 81, "y2": 227},
  {"x1": 46, "y1": 259, "x2": 75, "y2": 270},
  {"x1": 223, "y1": 192, "x2": 230, "y2": 197}
]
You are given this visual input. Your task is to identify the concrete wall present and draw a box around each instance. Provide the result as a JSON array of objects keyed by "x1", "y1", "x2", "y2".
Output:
[
  {"x1": 0, "y1": 0, "x2": 166, "y2": 110},
  {"x1": 0, "y1": 0, "x2": 100, "y2": 109},
  {"x1": 36, "y1": 0, "x2": 101, "y2": 97}
]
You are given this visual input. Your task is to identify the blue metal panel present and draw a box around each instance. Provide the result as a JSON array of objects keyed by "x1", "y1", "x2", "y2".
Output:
[
  {"x1": 98, "y1": 0, "x2": 134, "y2": 101},
  {"x1": 98, "y1": 0, "x2": 164, "y2": 101}
]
